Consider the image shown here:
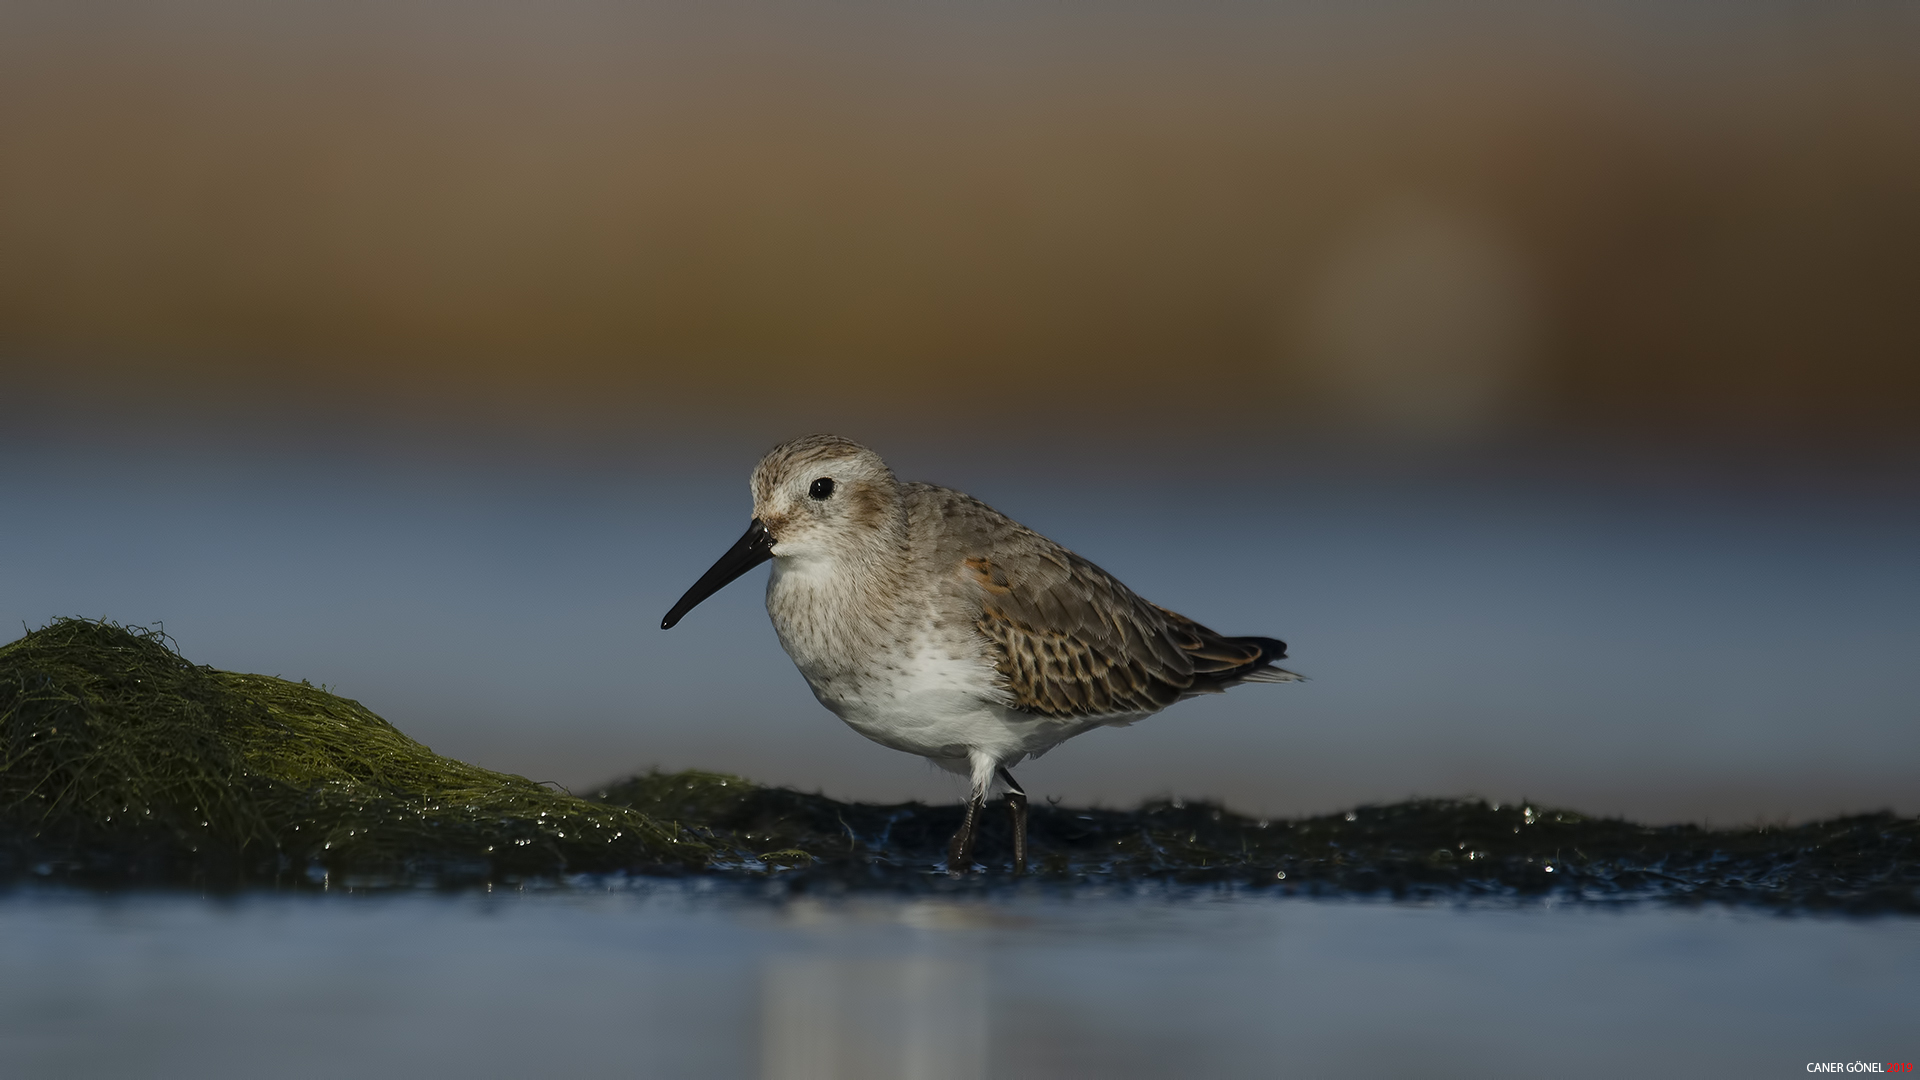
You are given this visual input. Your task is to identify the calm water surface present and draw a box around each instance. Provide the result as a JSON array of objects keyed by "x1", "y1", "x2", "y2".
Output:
[
  {"x1": 2, "y1": 888, "x2": 1913, "y2": 1078},
  {"x1": 3, "y1": 441, "x2": 1920, "y2": 818},
  {"x1": 1, "y1": 443, "x2": 1914, "y2": 824}
]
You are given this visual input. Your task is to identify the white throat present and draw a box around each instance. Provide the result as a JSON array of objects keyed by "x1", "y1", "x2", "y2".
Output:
[{"x1": 764, "y1": 543, "x2": 901, "y2": 683}]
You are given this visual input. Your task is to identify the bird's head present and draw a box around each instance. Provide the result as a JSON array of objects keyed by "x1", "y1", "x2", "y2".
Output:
[
  {"x1": 662, "y1": 434, "x2": 899, "y2": 629},
  {"x1": 749, "y1": 433, "x2": 898, "y2": 560}
]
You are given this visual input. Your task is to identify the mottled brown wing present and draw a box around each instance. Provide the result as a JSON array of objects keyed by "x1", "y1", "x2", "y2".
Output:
[{"x1": 953, "y1": 509, "x2": 1287, "y2": 720}]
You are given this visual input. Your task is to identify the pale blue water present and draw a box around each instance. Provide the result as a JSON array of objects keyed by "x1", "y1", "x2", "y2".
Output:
[
  {"x1": 1, "y1": 888, "x2": 1913, "y2": 1078},
  {"x1": 1, "y1": 440, "x2": 1914, "y2": 824}
]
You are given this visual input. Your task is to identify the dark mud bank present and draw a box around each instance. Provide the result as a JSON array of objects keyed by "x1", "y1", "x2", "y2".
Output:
[
  {"x1": 603, "y1": 771, "x2": 1919, "y2": 912},
  {"x1": 4, "y1": 621, "x2": 1915, "y2": 911}
]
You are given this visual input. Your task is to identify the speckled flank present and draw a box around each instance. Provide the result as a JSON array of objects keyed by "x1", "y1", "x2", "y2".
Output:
[{"x1": 744, "y1": 434, "x2": 1300, "y2": 799}]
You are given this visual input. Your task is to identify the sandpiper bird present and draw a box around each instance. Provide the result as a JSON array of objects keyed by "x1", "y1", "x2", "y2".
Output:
[{"x1": 661, "y1": 434, "x2": 1300, "y2": 873}]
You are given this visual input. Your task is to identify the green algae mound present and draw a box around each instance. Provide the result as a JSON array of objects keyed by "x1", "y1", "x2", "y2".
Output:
[{"x1": 0, "y1": 619, "x2": 702, "y2": 886}]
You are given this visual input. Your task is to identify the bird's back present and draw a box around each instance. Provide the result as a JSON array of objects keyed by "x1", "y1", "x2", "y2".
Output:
[{"x1": 902, "y1": 482, "x2": 1299, "y2": 723}]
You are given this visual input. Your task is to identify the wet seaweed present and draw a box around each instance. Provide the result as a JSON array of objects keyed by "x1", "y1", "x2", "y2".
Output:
[
  {"x1": 2, "y1": 619, "x2": 1914, "y2": 911},
  {"x1": 594, "y1": 771, "x2": 1920, "y2": 912},
  {"x1": 0, "y1": 620, "x2": 701, "y2": 887}
]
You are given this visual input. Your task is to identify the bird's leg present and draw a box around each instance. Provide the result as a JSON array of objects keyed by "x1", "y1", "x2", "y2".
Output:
[
  {"x1": 947, "y1": 791, "x2": 986, "y2": 874},
  {"x1": 997, "y1": 767, "x2": 1028, "y2": 876}
]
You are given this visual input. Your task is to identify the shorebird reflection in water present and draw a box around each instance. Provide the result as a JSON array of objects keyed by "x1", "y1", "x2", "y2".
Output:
[{"x1": 661, "y1": 434, "x2": 1301, "y2": 874}]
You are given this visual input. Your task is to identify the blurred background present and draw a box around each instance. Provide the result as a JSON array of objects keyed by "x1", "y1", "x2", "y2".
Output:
[{"x1": 2, "y1": 0, "x2": 1915, "y2": 824}]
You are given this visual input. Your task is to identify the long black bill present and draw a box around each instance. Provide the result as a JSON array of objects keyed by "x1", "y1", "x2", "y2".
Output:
[{"x1": 661, "y1": 519, "x2": 776, "y2": 629}]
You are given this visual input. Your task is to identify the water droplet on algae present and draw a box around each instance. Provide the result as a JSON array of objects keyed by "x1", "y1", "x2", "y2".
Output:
[{"x1": 1276, "y1": 871, "x2": 1287, "y2": 880}]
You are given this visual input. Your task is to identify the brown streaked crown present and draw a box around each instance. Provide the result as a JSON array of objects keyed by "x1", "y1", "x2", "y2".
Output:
[
  {"x1": 751, "y1": 434, "x2": 893, "y2": 503},
  {"x1": 749, "y1": 434, "x2": 902, "y2": 546}
]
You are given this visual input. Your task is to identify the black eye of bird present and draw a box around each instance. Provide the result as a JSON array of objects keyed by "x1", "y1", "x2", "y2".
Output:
[{"x1": 808, "y1": 477, "x2": 836, "y2": 500}]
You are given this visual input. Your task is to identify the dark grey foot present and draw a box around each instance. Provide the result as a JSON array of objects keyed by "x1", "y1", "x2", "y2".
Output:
[
  {"x1": 997, "y1": 767, "x2": 1028, "y2": 876},
  {"x1": 947, "y1": 792, "x2": 985, "y2": 874}
]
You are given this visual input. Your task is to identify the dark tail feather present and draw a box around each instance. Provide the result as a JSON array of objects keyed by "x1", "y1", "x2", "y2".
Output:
[
  {"x1": 1188, "y1": 633, "x2": 1303, "y2": 689},
  {"x1": 1230, "y1": 636, "x2": 1303, "y2": 683}
]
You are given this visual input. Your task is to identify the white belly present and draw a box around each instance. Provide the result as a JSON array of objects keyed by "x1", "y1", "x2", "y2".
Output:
[
  {"x1": 787, "y1": 630, "x2": 1085, "y2": 765},
  {"x1": 812, "y1": 641, "x2": 1026, "y2": 759}
]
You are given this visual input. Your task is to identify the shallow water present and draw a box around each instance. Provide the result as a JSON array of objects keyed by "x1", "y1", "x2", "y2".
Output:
[
  {"x1": 3, "y1": 888, "x2": 1914, "y2": 1078},
  {"x1": 1, "y1": 443, "x2": 1915, "y2": 825}
]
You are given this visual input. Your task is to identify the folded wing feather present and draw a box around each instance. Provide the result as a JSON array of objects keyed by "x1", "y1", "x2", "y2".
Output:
[{"x1": 953, "y1": 514, "x2": 1295, "y2": 721}]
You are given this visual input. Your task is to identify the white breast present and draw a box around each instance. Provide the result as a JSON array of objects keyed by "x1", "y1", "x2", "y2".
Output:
[{"x1": 765, "y1": 556, "x2": 1078, "y2": 765}]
